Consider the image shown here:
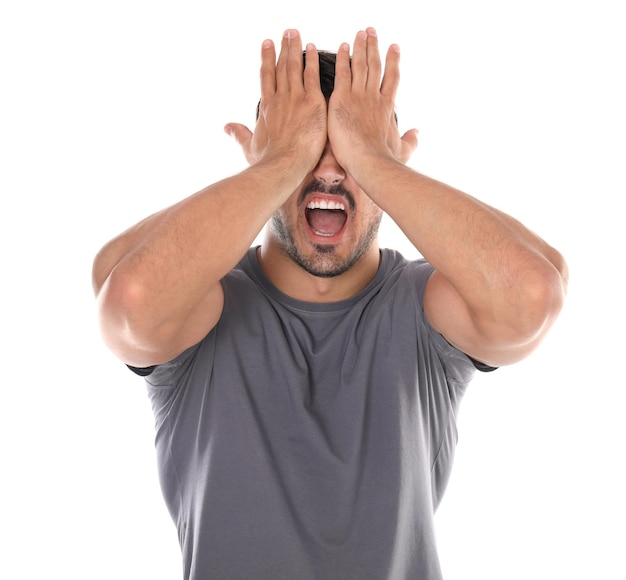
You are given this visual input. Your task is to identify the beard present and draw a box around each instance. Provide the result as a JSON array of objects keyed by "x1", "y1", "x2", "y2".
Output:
[{"x1": 269, "y1": 206, "x2": 382, "y2": 279}]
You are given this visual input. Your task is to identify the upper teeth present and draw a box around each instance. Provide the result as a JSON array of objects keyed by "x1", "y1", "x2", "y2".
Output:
[{"x1": 306, "y1": 200, "x2": 346, "y2": 211}]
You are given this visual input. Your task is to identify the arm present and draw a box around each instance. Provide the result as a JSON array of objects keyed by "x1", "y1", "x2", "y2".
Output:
[
  {"x1": 92, "y1": 32, "x2": 327, "y2": 368},
  {"x1": 329, "y1": 29, "x2": 568, "y2": 368}
]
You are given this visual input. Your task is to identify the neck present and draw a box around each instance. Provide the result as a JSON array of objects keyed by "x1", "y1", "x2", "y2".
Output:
[{"x1": 256, "y1": 240, "x2": 381, "y2": 303}]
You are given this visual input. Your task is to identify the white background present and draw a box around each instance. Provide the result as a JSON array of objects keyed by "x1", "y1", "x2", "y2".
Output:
[{"x1": 2, "y1": 0, "x2": 624, "y2": 578}]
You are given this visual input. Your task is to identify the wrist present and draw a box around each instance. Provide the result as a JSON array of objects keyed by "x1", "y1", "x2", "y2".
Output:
[
  {"x1": 247, "y1": 154, "x2": 310, "y2": 198},
  {"x1": 347, "y1": 153, "x2": 407, "y2": 196}
]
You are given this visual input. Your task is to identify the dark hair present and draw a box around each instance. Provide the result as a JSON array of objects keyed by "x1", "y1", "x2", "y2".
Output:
[{"x1": 316, "y1": 50, "x2": 340, "y2": 100}]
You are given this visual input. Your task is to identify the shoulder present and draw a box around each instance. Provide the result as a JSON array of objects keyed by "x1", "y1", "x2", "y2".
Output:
[
  {"x1": 381, "y1": 250, "x2": 495, "y2": 374},
  {"x1": 378, "y1": 249, "x2": 435, "y2": 301}
]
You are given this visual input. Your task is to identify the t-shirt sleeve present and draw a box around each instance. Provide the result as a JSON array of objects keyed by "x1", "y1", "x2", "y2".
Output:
[
  {"x1": 125, "y1": 338, "x2": 205, "y2": 383},
  {"x1": 468, "y1": 356, "x2": 498, "y2": 373},
  {"x1": 127, "y1": 364, "x2": 157, "y2": 376},
  {"x1": 408, "y1": 258, "x2": 498, "y2": 375}
]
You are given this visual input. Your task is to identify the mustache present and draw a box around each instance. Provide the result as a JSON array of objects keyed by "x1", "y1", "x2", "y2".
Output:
[{"x1": 298, "y1": 180, "x2": 356, "y2": 212}]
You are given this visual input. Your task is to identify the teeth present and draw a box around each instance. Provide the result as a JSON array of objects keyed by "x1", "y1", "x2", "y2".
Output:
[{"x1": 306, "y1": 200, "x2": 346, "y2": 211}]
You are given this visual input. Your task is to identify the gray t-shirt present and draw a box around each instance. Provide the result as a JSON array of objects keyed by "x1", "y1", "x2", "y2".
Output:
[{"x1": 141, "y1": 247, "x2": 482, "y2": 580}]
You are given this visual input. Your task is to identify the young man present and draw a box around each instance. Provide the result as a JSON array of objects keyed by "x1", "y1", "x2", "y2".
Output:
[{"x1": 92, "y1": 28, "x2": 568, "y2": 580}]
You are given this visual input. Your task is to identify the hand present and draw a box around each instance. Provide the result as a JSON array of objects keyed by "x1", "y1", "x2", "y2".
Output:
[
  {"x1": 225, "y1": 30, "x2": 328, "y2": 175},
  {"x1": 328, "y1": 28, "x2": 418, "y2": 176}
]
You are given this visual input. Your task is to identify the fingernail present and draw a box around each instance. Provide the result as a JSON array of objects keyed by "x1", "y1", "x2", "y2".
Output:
[
  {"x1": 357, "y1": 30, "x2": 367, "y2": 41},
  {"x1": 367, "y1": 27, "x2": 377, "y2": 37}
]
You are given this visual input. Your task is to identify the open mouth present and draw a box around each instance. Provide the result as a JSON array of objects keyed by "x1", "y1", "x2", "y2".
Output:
[{"x1": 305, "y1": 199, "x2": 348, "y2": 237}]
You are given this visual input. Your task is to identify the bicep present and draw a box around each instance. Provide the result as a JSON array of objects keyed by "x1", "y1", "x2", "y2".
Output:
[
  {"x1": 97, "y1": 279, "x2": 225, "y2": 369},
  {"x1": 423, "y1": 270, "x2": 540, "y2": 368}
]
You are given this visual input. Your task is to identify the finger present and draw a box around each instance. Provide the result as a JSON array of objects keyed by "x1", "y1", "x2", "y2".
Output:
[
  {"x1": 285, "y1": 29, "x2": 304, "y2": 91},
  {"x1": 259, "y1": 39, "x2": 277, "y2": 99},
  {"x1": 380, "y1": 43, "x2": 401, "y2": 100},
  {"x1": 350, "y1": 30, "x2": 368, "y2": 89},
  {"x1": 276, "y1": 29, "x2": 303, "y2": 93},
  {"x1": 275, "y1": 29, "x2": 294, "y2": 93},
  {"x1": 365, "y1": 27, "x2": 382, "y2": 90},
  {"x1": 333, "y1": 42, "x2": 352, "y2": 93},
  {"x1": 303, "y1": 42, "x2": 321, "y2": 94}
]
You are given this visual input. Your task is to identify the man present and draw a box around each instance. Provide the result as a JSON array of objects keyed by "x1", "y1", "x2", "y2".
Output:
[{"x1": 92, "y1": 28, "x2": 568, "y2": 579}]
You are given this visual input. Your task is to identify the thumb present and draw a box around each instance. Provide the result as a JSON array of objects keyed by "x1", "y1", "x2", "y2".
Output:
[
  {"x1": 224, "y1": 123, "x2": 257, "y2": 165},
  {"x1": 224, "y1": 123, "x2": 253, "y2": 148},
  {"x1": 401, "y1": 128, "x2": 419, "y2": 152},
  {"x1": 399, "y1": 128, "x2": 419, "y2": 163}
]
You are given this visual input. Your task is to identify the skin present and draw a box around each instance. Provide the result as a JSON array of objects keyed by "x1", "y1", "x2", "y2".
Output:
[{"x1": 92, "y1": 27, "x2": 568, "y2": 370}]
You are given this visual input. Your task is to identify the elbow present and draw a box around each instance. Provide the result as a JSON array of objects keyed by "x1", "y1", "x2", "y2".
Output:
[
  {"x1": 513, "y1": 255, "x2": 568, "y2": 345},
  {"x1": 462, "y1": 251, "x2": 568, "y2": 368},
  {"x1": 95, "y1": 269, "x2": 167, "y2": 365},
  {"x1": 536, "y1": 248, "x2": 569, "y2": 322}
]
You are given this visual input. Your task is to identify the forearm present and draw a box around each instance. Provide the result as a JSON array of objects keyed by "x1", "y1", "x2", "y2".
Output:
[
  {"x1": 93, "y1": 157, "x2": 302, "y2": 352},
  {"x1": 325, "y1": 28, "x2": 565, "y2": 365},
  {"x1": 358, "y1": 158, "x2": 568, "y2": 324}
]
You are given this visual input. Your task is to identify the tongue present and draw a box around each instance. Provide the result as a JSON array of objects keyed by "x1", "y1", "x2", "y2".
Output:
[{"x1": 307, "y1": 209, "x2": 347, "y2": 236}]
